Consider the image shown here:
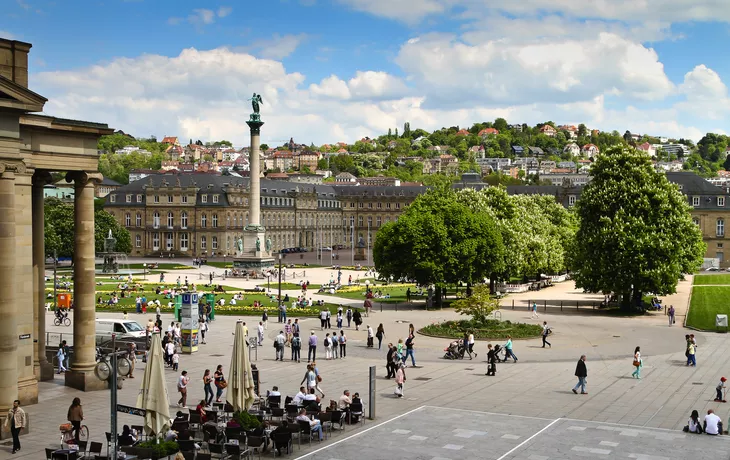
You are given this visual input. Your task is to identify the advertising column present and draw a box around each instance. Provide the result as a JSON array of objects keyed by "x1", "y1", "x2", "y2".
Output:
[{"x1": 180, "y1": 292, "x2": 199, "y2": 354}]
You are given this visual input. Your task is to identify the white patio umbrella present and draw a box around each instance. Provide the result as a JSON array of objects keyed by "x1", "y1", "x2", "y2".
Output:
[
  {"x1": 136, "y1": 333, "x2": 171, "y2": 438},
  {"x1": 227, "y1": 321, "x2": 256, "y2": 412}
]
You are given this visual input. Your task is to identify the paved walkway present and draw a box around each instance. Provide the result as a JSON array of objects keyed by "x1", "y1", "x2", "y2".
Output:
[{"x1": 7, "y1": 268, "x2": 722, "y2": 459}]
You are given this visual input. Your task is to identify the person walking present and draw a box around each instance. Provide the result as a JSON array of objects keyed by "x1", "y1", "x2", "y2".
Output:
[
  {"x1": 337, "y1": 310, "x2": 343, "y2": 329},
  {"x1": 308, "y1": 331, "x2": 318, "y2": 363},
  {"x1": 346, "y1": 308, "x2": 353, "y2": 328},
  {"x1": 324, "y1": 333, "x2": 333, "y2": 360},
  {"x1": 376, "y1": 324, "x2": 385, "y2": 350},
  {"x1": 715, "y1": 377, "x2": 727, "y2": 402},
  {"x1": 275, "y1": 330, "x2": 286, "y2": 361},
  {"x1": 284, "y1": 319, "x2": 293, "y2": 346},
  {"x1": 319, "y1": 309, "x2": 327, "y2": 330},
  {"x1": 467, "y1": 332, "x2": 476, "y2": 357},
  {"x1": 339, "y1": 330, "x2": 347, "y2": 358},
  {"x1": 386, "y1": 343, "x2": 396, "y2": 378},
  {"x1": 312, "y1": 361, "x2": 325, "y2": 397},
  {"x1": 394, "y1": 363, "x2": 406, "y2": 398},
  {"x1": 4, "y1": 400, "x2": 25, "y2": 454},
  {"x1": 257, "y1": 322, "x2": 265, "y2": 346},
  {"x1": 367, "y1": 325, "x2": 374, "y2": 348},
  {"x1": 631, "y1": 346, "x2": 642, "y2": 379},
  {"x1": 541, "y1": 322, "x2": 552, "y2": 348},
  {"x1": 199, "y1": 319, "x2": 208, "y2": 344},
  {"x1": 530, "y1": 302, "x2": 539, "y2": 319},
  {"x1": 203, "y1": 369, "x2": 214, "y2": 406},
  {"x1": 668, "y1": 305, "x2": 675, "y2": 326},
  {"x1": 687, "y1": 340, "x2": 697, "y2": 367},
  {"x1": 326, "y1": 310, "x2": 332, "y2": 329},
  {"x1": 214, "y1": 365, "x2": 226, "y2": 403},
  {"x1": 177, "y1": 370, "x2": 189, "y2": 407},
  {"x1": 56, "y1": 343, "x2": 67, "y2": 374},
  {"x1": 353, "y1": 309, "x2": 362, "y2": 331},
  {"x1": 62, "y1": 340, "x2": 71, "y2": 371},
  {"x1": 291, "y1": 332, "x2": 302, "y2": 362},
  {"x1": 301, "y1": 364, "x2": 317, "y2": 396},
  {"x1": 67, "y1": 397, "x2": 84, "y2": 444},
  {"x1": 504, "y1": 335, "x2": 518, "y2": 362},
  {"x1": 404, "y1": 334, "x2": 417, "y2": 367},
  {"x1": 262, "y1": 309, "x2": 268, "y2": 329},
  {"x1": 572, "y1": 355, "x2": 587, "y2": 394},
  {"x1": 485, "y1": 343, "x2": 497, "y2": 376}
]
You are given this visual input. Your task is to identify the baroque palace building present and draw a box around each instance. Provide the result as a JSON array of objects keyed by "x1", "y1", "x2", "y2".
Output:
[{"x1": 104, "y1": 173, "x2": 426, "y2": 257}]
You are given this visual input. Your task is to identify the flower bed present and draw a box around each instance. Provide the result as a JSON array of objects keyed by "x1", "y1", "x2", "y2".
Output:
[{"x1": 419, "y1": 319, "x2": 542, "y2": 340}]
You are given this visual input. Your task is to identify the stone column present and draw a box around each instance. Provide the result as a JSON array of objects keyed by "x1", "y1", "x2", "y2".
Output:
[
  {"x1": 246, "y1": 120, "x2": 264, "y2": 227},
  {"x1": 15, "y1": 171, "x2": 37, "y2": 404},
  {"x1": 65, "y1": 171, "x2": 105, "y2": 391},
  {"x1": 32, "y1": 171, "x2": 54, "y2": 381},
  {"x1": 0, "y1": 164, "x2": 18, "y2": 411}
]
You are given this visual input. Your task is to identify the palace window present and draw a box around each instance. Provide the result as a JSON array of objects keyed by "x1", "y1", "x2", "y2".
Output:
[
  {"x1": 167, "y1": 212, "x2": 174, "y2": 228},
  {"x1": 181, "y1": 212, "x2": 188, "y2": 229},
  {"x1": 201, "y1": 236, "x2": 207, "y2": 250},
  {"x1": 720, "y1": 197, "x2": 726, "y2": 207},
  {"x1": 717, "y1": 218, "x2": 725, "y2": 237},
  {"x1": 201, "y1": 214, "x2": 207, "y2": 228},
  {"x1": 126, "y1": 194, "x2": 132, "y2": 203},
  {"x1": 212, "y1": 214, "x2": 218, "y2": 228},
  {"x1": 136, "y1": 213, "x2": 142, "y2": 227},
  {"x1": 135, "y1": 235, "x2": 141, "y2": 248},
  {"x1": 152, "y1": 232, "x2": 160, "y2": 250},
  {"x1": 153, "y1": 212, "x2": 160, "y2": 229},
  {"x1": 125, "y1": 213, "x2": 131, "y2": 227},
  {"x1": 180, "y1": 233, "x2": 189, "y2": 251},
  {"x1": 212, "y1": 236, "x2": 218, "y2": 250}
]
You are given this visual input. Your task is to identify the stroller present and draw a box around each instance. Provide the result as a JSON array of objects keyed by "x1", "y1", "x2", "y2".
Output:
[
  {"x1": 443, "y1": 340, "x2": 466, "y2": 360},
  {"x1": 492, "y1": 344, "x2": 505, "y2": 362}
]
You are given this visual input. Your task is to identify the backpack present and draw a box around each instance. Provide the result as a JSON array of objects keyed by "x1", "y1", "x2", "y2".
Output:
[
  {"x1": 292, "y1": 337, "x2": 301, "y2": 348},
  {"x1": 324, "y1": 338, "x2": 330, "y2": 347}
]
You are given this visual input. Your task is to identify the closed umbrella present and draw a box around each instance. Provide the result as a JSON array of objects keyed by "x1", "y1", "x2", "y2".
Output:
[
  {"x1": 227, "y1": 321, "x2": 256, "y2": 412},
  {"x1": 136, "y1": 333, "x2": 171, "y2": 438}
]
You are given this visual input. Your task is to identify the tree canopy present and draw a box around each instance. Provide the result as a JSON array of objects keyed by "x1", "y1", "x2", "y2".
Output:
[
  {"x1": 572, "y1": 146, "x2": 705, "y2": 307},
  {"x1": 45, "y1": 198, "x2": 131, "y2": 258}
]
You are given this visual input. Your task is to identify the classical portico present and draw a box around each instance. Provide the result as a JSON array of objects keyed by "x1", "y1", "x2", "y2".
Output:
[{"x1": 0, "y1": 37, "x2": 112, "y2": 422}]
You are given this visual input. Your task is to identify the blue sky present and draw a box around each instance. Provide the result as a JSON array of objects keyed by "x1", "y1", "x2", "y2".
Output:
[{"x1": 2, "y1": 0, "x2": 730, "y2": 146}]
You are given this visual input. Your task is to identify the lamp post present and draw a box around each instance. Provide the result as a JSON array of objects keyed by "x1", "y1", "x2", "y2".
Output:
[
  {"x1": 143, "y1": 263, "x2": 147, "y2": 281},
  {"x1": 278, "y1": 253, "x2": 282, "y2": 322}
]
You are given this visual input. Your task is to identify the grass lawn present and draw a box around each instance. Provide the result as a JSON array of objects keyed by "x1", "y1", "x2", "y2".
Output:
[
  {"x1": 256, "y1": 282, "x2": 322, "y2": 290},
  {"x1": 687, "y1": 286, "x2": 730, "y2": 330},
  {"x1": 205, "y1": 261, "x2": 231, "y2": 268},
  {"x1": 693, "y1": 274, "x2": 730, "y2": 285},
  {"x1": 328, "y1": 283, "x2": 464, "y2": 304}
]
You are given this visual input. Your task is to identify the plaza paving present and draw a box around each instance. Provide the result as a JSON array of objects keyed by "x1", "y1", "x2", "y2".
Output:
[{"x1": 4, "y1": 266, "x2": 730, "y2": 459}]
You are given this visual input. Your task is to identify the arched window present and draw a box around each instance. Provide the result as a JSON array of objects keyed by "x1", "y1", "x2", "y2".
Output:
[
  {"x1": 125, "y1": 213, "x2": 131, "y2": 227},
  {"x1": 201, "y1": 214, "x2": 207, "y2": 228},
  {"x1": 201, "y1": 236, "x2": 207, "y2": 250},
  {"x1": 212, "y1": 214, "x2": 218, "y2": 228},
  {"x1": 718, "y1": 218, "x2": 725, "y2": 237},
  {"x1": 135, "y1": 213, "x2": 142, "y2": 227},
  {"x1": 153, "y1": 212, "x2": 160, "y2": 228},
  {"x1": 167, "y1": 212, "x2": 174, "y2": 228},
  {"x1": 181, "y1": 211, "x2": 188, "y2": 229}
]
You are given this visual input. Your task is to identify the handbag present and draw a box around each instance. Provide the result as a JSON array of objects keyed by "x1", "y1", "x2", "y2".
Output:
[
  {"x1": 633, "y1": 360, "x2": 641, "y2": 367},
  {"x1": 316, "y1": 375, "x2": 322, "y2": 383}
]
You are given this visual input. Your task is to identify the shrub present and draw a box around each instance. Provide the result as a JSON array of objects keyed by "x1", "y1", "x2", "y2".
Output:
[{"x1": 420, "y1": 319, "x2": 542, "y2": 340}]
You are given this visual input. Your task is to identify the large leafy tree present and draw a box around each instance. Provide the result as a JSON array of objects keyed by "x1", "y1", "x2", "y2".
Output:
[
  {"x1": 373, "y1": 188, "x2": 504, "y2": 289},
  {"x1": 572, "y1": 146, "x2": 705, "y2": 307},
  {"x1": 45, "y1": 198, "x2": 131, "y2": 258}
]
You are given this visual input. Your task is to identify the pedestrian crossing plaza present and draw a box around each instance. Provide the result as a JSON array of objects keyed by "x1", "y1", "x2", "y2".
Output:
[{"x1": 296, "y1": 406, "x2": 730, "y2": 460}]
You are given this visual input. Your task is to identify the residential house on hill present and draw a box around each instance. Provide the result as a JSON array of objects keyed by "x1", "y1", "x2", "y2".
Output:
[
  {"x1": 527, "y1": 146, "x2": 545, "y2": 157},
  {"x1": 563, "y1": 142, "x2": 580, "y2": 156},
  {"x1": 509, "y1": 124, "x2": 523, "y2": 132},
  {"x1": 581, "y1": 144, "x2": 600, "y2": 157},
  {"x1": 559, "y1": 125, "x2": 578, "y2": 139},
  {"x1": 478, "y1": 128, "x2": 499, "y2": 137},
  {"x1": 511, "y1": 145, "x2": 525, "y2": 156},
  {"x1": 335, "y1": 172, "x2": 357, "y2": 184},
  {"x1": 637, "y1": 142, "x2": 656, "y2": 156},
  {"x1": 161, "y1": 136, "x2": 179, "y2": 146},
  {"x1": 539, "y1": 125, "x2": 557, "y2": 137},
  {"x1": 456, "y1": 129, "x2": 470, "y2": 136}
]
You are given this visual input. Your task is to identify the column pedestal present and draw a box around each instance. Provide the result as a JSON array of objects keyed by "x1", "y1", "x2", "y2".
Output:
[{"x1": 65, "y1": 172, "x2": 106, "y2": 392}]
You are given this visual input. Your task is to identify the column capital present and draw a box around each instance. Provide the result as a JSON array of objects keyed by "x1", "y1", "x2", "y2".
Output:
[
  {"x1": 32, "y1": 170, "x2": 54, "y2": 186},
  {"x1": 0, "y1": 160, "x2": 27, "y2": 176},
  {"x1": 65, "y1": 171, "x2": 103, "y2": 186}
]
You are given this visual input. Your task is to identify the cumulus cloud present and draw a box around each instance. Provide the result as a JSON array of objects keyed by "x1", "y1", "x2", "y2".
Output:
[
  {"x1": 336, "y1": 0, "x2": 446, "y2": 25},
  {"x1": 169, "y1": 6, "x2": 232, "y2": 27},
  {"x1": 309, "y1": 71, "x2": 409, "y2": 101},
  {"x1": 244, "y1": 34, "x2": 308, "y2": 60},
  {"x1": 677, "y1": 64, "x2": 730, "y2": 120}
]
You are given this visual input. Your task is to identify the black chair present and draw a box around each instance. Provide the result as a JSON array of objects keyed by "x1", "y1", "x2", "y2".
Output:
[
  {"x1": 197, "y1": 454, "x2": 212, "y2": 460},
  {"x1": 88, "y1": 442, "x2": 103, "y2": 458},
  {"x1": 271, "y1": 431, "x2": 293, "y2": 456},
  {"x1": 178, "y1": 439, "x2": 196, "y2": 452},
  {"x1": 318, "y1": 412, "x2": 333, "y2": 439},
  {"x1": 330, "y1": 410, "x2": 345, "y2": 431},
  {"x1": 284, "y1": 395, "x2": 293, "y2": 406},
  {"x1": 208, "y1": 442, "x2": 226, "y2": 459},
  {"x1": 285, "y1": 405, "x2": 299, "y2": 422},
  {"x1": 271, "y1": 407, "x2": 285, "y2": 423},
  {"x1": 246, "y1": 435, "x2": 265, "y2": 460},
  {"x1": 225, "y1": 443, "x2": 246, "y2": 460},
  {"x1": 297, "y1": 420, "x2": 313, "y2": 447},
  {"x1": 349, "y1": 403, "x2": 364, "y2": 426},
  {"x1": 267, "y1": 394, "x2": 282, "y2": 408},
  {"x1": 225, "y1": 426, "x2": 242, "y2": 443},
  {"x1": 182, "y1": 452, "x2": 195, "y2": 460},
  {"x1": 104, "y1": 433, "x2": 112, "y2": 457},
  {"x1": 46, "y1": 448, "x2": 56, "y2": 460}
]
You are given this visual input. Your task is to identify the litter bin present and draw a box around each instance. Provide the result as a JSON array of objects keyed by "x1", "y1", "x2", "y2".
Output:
[
  {"x1": 717, "y1": 314, "x2": 728, "y2": 332},
  {"x1": 205, "y1": 293, "x2": 216, "y2": 320},
  {"x1": 57, "y1": 293, "x2": 72, "y2": 309}
]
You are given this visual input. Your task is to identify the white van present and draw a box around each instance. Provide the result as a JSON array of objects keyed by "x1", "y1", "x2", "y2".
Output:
[{"x1": 96, "y1": 319, "x2": 147, "y2": 340}]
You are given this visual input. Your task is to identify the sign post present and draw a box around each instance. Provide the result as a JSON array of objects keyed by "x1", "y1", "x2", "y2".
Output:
[
  {"x1": 116, "y1": 404, "x2": 146, "y2": 417},
  {"x1": 111, "y1": 333, "x2": 118, "y2": 460},
  {"x1": 368, "y1": 365, "x2": 376, "y2": 420},
  {"x1": 181, "y1": 293, "x2": 199, "y2": 353}
]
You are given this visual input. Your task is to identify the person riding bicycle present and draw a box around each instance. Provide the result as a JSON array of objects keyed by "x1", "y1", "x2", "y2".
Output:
[{"x1": 55, "y1": 308, "x2": 68, "y2": 321}]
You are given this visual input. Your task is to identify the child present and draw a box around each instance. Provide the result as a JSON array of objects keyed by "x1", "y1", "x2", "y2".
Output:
[
  {"x1": 123, "y1": 310, "x2": 128, "y2": 320},
  {"x1": 394, "y1": 363, "x2": 406, "y2": 398},
  {"x1": 172, "y1": 351, "x2": 180, "y2": 371},
  {"x1": 486, "y1": 343, "x2": 496, "y2": 376},
  {"x1": 716, "y1": 377, "x2": 727, "y2": 402}
]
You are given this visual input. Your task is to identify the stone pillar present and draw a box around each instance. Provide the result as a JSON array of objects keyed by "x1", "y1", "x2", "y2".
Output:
[
  {"x1": 0, "y1": 164, "x2": 18, "y2": 411},
  {"x1": 246, "y1": 120, "x2": 264, "y2": 227},
  {"x1": 32, "y1": 171, "x2": 53, "y2": 382},
  {"x1": 15, "y1": 171, "x2": 37, "y2": 404},
  {"x1": 65, "y1": 171, "x2": 106, "y2": 391}
]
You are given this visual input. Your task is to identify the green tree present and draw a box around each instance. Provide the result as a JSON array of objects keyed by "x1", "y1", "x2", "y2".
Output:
[
  {"x1": 329, "y1": 154, "x2": 356, "y2": 175},
  {"x1": 493, "y1": 118, "x2": 508, "y2": 133},
  {"x1": 578, "y1": 123, "x2": 588, "y2": 137},
  {"x1": 452, "y1": 285, "x2": 500, "y2": 323},
  {"x1": 95, "y1": 210, "x2": 132, "y2": 254},
  {"x1": 260, "y1": 144, "x2": 270, "y2": 151},
  {"x1": 373, "y1": 188, "x2": 504, "y2": 290},
  {"x1": 573, "y1": 146, "x2": 705, "y2": 308}
]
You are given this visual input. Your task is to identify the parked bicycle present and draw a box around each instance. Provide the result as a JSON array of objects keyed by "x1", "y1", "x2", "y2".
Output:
[{"x1": 59, "y1": 422, "x2": 89, "y2": 448}]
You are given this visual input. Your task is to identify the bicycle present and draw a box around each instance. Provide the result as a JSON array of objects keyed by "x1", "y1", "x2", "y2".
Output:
[
  {"x1": 54, "y1": 315, "x2": 71, "y2": 327},
  {"x1": 59, "y1": 422, "x2": 89, "y2": 448}
]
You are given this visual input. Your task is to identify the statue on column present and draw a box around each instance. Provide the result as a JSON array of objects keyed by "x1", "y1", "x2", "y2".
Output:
[
  {"x1": 265, "y1": 238, "x2": 271, "y2": 253},
  {"x1": 256, "y1": 237, "x2": 261, "y2": 252},
  {"x1": 248, "y1": 93, "x2": 263, "y2": 122},
  {"x1": 237, "y1": 237, "x2": 243, "y2": 254}
]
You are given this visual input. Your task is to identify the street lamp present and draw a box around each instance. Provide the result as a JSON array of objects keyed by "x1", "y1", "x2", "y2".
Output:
[
  {"x1": 143, "y1": 263, "x2": 147, "y2": 281},
  {"x1": 278, "y1": 253, "x2": 282, "y2": 323}
]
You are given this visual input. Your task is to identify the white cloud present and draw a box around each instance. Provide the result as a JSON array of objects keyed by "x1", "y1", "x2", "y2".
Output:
[
  {"x1": 395, "y1": 32, "x2": 673, "y2": 109},
  {"x1": 309, "y1": 75, "x2": 351, "y2": 99},
  {"x1": 336, "y1": 0, "x2": 446, "y2": 25},
  {"x1": 217, "y1": 6, "x2": 232, "y2": 18},
  {"x1": 245, "y1": 34, "x2": 308, "y2": 60},
  {"x1": 309, "y1": 71, "x2": 408, "y2": 101},
  {"x1": 677, "y1": 64, "x2": 730, "y2": 120}
]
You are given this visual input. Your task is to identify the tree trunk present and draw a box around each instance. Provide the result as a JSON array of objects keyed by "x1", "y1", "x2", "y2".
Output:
[{"x1": 489, "y1": 275, "x2": 496, "y2": 295}]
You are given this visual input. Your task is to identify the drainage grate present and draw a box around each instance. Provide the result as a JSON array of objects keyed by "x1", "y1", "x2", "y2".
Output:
[
  {"x1": 465, "y1": 368, "x2": 475, "y2": 371},
  {"x1": 414, "y1": 377, "x2": 431, "y2": 381},
  {"x1": 210, "y1": 354, "x2": 225, "y2": 357},
  {"x1": 693, "y1": 382, "x2": 703, "y2": 385}
]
